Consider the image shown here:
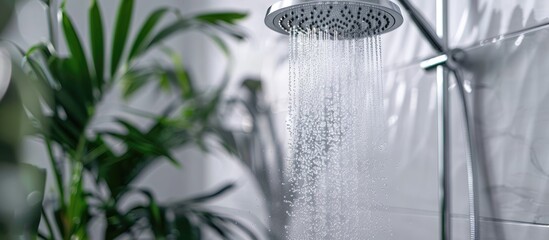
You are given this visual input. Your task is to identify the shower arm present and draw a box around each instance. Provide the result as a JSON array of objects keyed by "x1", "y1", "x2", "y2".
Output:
[
  {"x1": 395, "y1": 1, "x2": 480, "y2": 240},
  {"x1": 396, "y1": 0, "x2": 445, "y2": 52},
  {"x1": 396, "y1": 0, "x2": 467, "y2": 66}
]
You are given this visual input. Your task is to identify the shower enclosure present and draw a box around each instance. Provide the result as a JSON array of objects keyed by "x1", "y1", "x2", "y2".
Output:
[{"x1": 257, "y1": 0, "x2": 549, "y2": 239}]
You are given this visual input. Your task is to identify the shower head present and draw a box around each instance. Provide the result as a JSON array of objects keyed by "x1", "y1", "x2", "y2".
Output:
[{"x1": 265, "y1": 0, "x2": 403, "y2": 39}]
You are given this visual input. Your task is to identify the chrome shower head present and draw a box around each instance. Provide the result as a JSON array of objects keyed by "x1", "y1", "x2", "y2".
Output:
[{"x1": 265, "y1": 0, "x2": 403, "y2": 39}]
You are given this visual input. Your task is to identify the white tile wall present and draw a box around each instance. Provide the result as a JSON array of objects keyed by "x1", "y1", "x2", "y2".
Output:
[{"x1": 449, "y1": 0, "x2": 549, "y2": 47}]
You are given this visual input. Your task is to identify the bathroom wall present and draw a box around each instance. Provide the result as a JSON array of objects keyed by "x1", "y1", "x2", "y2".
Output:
[{"x1": 382, "y1": 0, "x2": 549, "y2": 239}]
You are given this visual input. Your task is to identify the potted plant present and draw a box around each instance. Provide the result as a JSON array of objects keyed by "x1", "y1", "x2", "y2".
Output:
[{"x1": 6, "y1": 0, "x2": 262, "y2": 239}]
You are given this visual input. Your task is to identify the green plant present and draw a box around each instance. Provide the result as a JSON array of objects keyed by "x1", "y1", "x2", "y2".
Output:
[{"x1": 12, "y1": 0, "x2": 258, "y2": 239}]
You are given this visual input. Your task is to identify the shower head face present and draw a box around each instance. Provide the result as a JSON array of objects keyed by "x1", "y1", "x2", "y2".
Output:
[{"x1": 265, "y1": 0, "x2": 403, "y2": 39}]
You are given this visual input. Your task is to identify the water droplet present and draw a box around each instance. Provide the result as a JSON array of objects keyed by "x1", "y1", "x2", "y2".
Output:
[{"x1": 286, "y1": 28, "x2": 392, "y2": 239}]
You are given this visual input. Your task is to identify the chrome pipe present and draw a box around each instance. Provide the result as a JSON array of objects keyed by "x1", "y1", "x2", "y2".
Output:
[
  {"x1": 401, "y1": 0, "x2": 453, "y2": 238},
  {"x1": 436, "y1": 0, "x2": 451, "y2": 239},
  {"x1": 452, "y1": 69, "x2": 481, "y2": 240},
  {"x1": 396, "y1": 0, "x2": 446, "y2": 52},
  {"x1": 437, "y1": 65, "x2": 451, "y2": 240}
]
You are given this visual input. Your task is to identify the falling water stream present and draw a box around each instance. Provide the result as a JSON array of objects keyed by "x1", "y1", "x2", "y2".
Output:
[{"x1": 286, "y1": 28, "x2": 390, "y2": 240}]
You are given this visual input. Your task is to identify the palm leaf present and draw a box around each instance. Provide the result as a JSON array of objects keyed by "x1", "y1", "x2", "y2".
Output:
[
  {"x1": 199, "y1": 213, "x2": 231, "y2": 240},
  {"x1": 127, "y1": 8, "x2": 171, "y2": 62},
  {"x1": 176, "y1": 183, "x2": 235, "y2": 205},
  {"x1": 161, "y1": 49, "x2": 193, "y2": 99},
  {"x1": 60, "y1": 10, "x2": 94, "y2": 103},
  {"x1": 194, "y1": 12, "x2": 247, "y2": 24},
  {"x1": 97, "y1": 117, "x2": 190, "y2": 197},
  {"x1": 89, "y1": 0, "x2": 105, "y2": 89},
  {"x1": 215, "y1": 215, "x2": 259, "y2": 240},
  {"x1": 145, "y1": 18, "x2": 193, "y2": 53},
  {"x1": 111, "y1": 0, "x2": 134, "y2": 77},
  {"x1": 174, "y1": 215, "x2": 200, "y2": 240},
  {"x1": 205, "y1": 33, "x2": 230, "y2": 57},
  {"x1": 120, "y1": 67, "x2": 157, "y2": 100},
  {"x1": 109, "y1": 119, "x2": 179, "y2": 165}
]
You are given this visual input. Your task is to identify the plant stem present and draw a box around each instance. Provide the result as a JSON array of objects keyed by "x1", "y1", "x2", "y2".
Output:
[
  {"x1": 41, "y1": 208, "x2": 57, "y2": 240},
  {"x1": 46, "y1": 0, "x2": 57, "y2": 49},
  {"x1": 45, "y1": 137, "x2": 65, "y2": 209},
  {"x1": 66, "y1": 135, "x2": 88, "y2": 239},
  {"x1": 60, "y1": 0, "x2": 67, "y2": 10}
]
